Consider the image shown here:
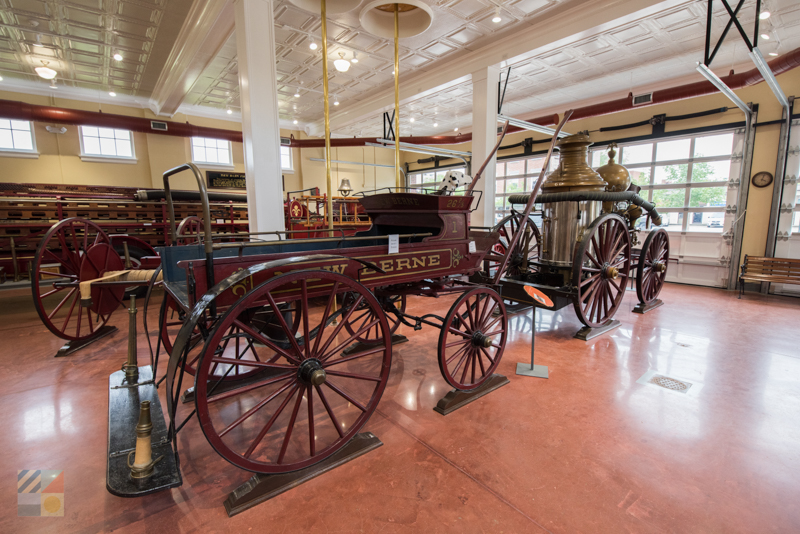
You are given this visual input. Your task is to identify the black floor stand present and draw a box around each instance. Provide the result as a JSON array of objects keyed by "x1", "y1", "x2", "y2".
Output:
[
  {"x1": 574, "y1": 319, "x2": 621, "y2": 341},
  {"x1": 632, "y1": 299, "x2": 663, "y2": 314},
  {"x1": 56, "y1": 325, "x2": 117, "y2": 357},
  {"x1": 223, "y1": 432, "x2": 383, "y2": 517},
  {"x1": 107, "y1": 365, "x2": 181, "y2": 497},
  {"x1": 434, "y1": 374, "x2": 510, "y2": 415},
  {"x1": 516, "y1": 307, "x2": 548, "y2": 378}
]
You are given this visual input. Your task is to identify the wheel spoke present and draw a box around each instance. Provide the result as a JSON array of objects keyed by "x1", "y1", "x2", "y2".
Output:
[
  {"x1": 307, "y1": 385, "x2": 315, "y2": 457},
  {"x1": 325, "y1": 369, "x2": 382, "y2": 382},
  {"x1": 446, "y1": 341, "x2": 472, "y2": 365},
  {"x1": 318, "y1": 318, "x2": 380, "y2": 363},
  {"x1": 243, "y1": 384, "x2": 299, "y2": 459},
  {"x1": 210, "y1": 356, "x2": 295, "y2": 370},
  {"x1": 301, "y1": 280, "x2": 311, "y2": 360},
  {"x1": 234, "y1": 319, "x2": 300, "y2": 365},
  {"x1": 315, "y1": 384, "x2": 345, "y2": 438},
  {"x1": 47, "y1": 287, "x2": 76, "y2": 320},
  {"x1": 323, "y1": 345, "x2": 386, "y2": 368},
  {"x1": 276, "y1": 387, "x2": 305, "y2": 464},
  {"x1": 316, "y1": 295, "x2": 365, "y2": 359},
  {"x1": 219, "y1": 380, "x2": 295, "y2": 437},
  {"x1": 264, "y1": 292, "x2": 305, "y2": 359},
  {"x1": 312, "y1": 283, "x2": 339, "y2": 356},
  {"x1": 324, "y1": 380, "x2": 367, "y2": 412},
  {"x1": 208, "y1": 373, "x2": 294, "y2": 404}
]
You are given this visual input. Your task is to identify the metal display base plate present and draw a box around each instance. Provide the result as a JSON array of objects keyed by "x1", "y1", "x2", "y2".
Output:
[
  {"x1": 342, "y1": 334, "x2": 408, "y2": 356},
  {"x1": 224, "y1": 432, "x2": 382, "y2": 517},
  {"x1": 632, "y1": 299, "x2": 664, "y2": 314},
  {"x1": 516, "y1": 363, "x2": 549, "y2": 378},
  {"x1": 56, "y1": 325, "x2": 117, "y2": 357},
  {"x1": 574, "y1": 320, "x2": 621, "y2": 341},
  {"x1": 433, "y1": 374, "x2": 510, "y2": 415},
  {"x1": 107, "y1": 365, "x2": 182, "y2": 497}
]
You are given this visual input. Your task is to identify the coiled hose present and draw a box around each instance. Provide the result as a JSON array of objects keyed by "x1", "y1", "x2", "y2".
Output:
[{"x1": 507, "y1": 191, "x2": 662, "y2": 226}]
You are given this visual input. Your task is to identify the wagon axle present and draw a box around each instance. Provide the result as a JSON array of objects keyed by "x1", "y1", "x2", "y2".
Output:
[{"x1": 298, "y1": 358, "x2": 327, "y2": 386}]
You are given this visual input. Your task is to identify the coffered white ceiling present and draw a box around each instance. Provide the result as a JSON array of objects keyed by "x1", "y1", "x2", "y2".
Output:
[{"x1": 0, "y1": 0, "x2": 193, "y2": 98}]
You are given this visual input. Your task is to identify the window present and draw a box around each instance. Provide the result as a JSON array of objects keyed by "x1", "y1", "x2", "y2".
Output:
[
  {"x1": 280, "y1": 146, "x2": 293, "y2": 171},
  {"x1": 80, "y1": 126, "x2": 134, "y2": 160},
  {"x1": 407, "y1": 167, "x2": 466, "y2": 194},
  {"x1": 494, "y1": 155, "x2": 560, "y2": 224},
  {"x1": 0, "y1": 119, "x2": 36, "y2": 153},
  {"x1": 590, "y1": 132, "x2": 734, "y2": 233},
  {"x1": 191, "y1": 137, "x2": 232, "y2": 166}
]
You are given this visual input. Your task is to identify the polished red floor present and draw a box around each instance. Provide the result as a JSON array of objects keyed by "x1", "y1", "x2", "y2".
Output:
[{"x1": 1, "y1": 283, "x2": 799, "y2": 533}]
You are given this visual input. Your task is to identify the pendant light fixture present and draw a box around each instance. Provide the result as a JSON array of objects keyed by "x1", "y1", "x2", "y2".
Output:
[
  {"x1": 492, "y1": 7, "x2": 501, "y2": 23},
  {"x1": 35, "y1": 61, "x2": 57, "y2": 80},
  {"x1": 334, "y1": 52, "x2": 350, "y2": 72},
  {"x1": 351, "y1": 52, "x2": 359, "y2": 63}
]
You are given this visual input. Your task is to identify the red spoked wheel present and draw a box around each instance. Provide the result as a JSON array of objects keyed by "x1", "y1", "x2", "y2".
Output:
[
  {"x1": 636, "y1": 228, "x2": 669, "y2": 305},
  {"x1": 32, "y1": 218, "x2": 125, "y2": 341},
  {"x1": 484, "y1": 212, "x2": 541, "y2": 279},
  {"x1": 572, "y1": 213, "x2": 631, "y2": 328},
  {"x1": 194, "y1": 270, "x2": 391, "y2": 473},
  {"x1": 176, "y1": 216, "x2": 205, "y2": 245},
  {"x1": 159, "y1": 293, "x2": 302, "y2": 381},
  {"x1": 438, "y1": 287, "x2": 507, "y2": 391},
  {"x1": 342, "y1": 293, "x2": 406, "y2": 343}
]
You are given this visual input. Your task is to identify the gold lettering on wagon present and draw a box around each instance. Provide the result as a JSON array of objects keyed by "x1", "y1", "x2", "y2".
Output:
[{"x1": 231, "y1": 268, "x2": 254, "y2": 297}]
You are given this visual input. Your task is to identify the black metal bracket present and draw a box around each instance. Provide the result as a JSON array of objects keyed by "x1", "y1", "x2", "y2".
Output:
[
  {"x1": 497, "y1": 66, "x2": 511, "y2": 114},
  {"x1": 703, "y1": 0, "x2": 762, "y2": 67},
  {"x1": 383, "y1": 111, "x2": 396, "y2": 141}
]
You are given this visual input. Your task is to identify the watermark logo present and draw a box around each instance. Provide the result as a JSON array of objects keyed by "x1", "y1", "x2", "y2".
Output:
[{"x1": 18, "y1": 470, "x2": 63, "y2": 517}]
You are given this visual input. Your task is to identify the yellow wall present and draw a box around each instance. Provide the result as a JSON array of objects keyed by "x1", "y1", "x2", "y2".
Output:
[
  {"x1": 406, "y1": 67, "x2": 800, "y2": 265},
  {"x1": 0, "y1": 89, "x2": 304, "y2": 194}
]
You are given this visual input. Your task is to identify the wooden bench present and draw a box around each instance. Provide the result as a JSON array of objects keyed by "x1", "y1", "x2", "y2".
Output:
[{"x1": 738, "y1": 255, "x2": 800, "y2": 298}]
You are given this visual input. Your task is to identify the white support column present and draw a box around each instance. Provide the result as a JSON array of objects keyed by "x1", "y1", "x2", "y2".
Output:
[
  {"x1": 234, "y1": 0, "x2": 285, "y2": 234},
  {"x1": 471, "y1": 65, "x2": 500, "y2": 228}
]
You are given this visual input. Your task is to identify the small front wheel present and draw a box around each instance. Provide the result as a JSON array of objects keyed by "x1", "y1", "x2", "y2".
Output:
[{"x1": 438, "y1": 287, "x2": 507, "y2": 391}]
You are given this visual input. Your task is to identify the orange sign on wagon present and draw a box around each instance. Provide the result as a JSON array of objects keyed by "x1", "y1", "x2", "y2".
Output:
[{"x1": 524, "y1": 286, "x2": 554, "y2": 308}]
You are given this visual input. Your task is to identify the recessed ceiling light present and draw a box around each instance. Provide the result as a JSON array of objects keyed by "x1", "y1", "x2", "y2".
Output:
[
  {"x1": 769, "y1": 51, "x2": 778, "y2": 56},
  {"x1": 109, "y1": 91, "x2": 116, "y2": 97},
  {"x1": 433, "y1": 122, "x2": 438, "y2": 127},
  {"x1": 294, "y1": 90, "x2": 300, "y2": 97},
  {"x1": 759, "y1": 11, "x2": 771, "y2": 20},
  {"x1": 226, "y1": 108, "x2": 232, "y2": 115},
  {"x1": 333, "y1": 96, "x2": 339, "y2": 106},
  {"x1": 0, "y1": 75, "x2": 3, "y2": 81},
  {"x1": 454, "y1": 127, "x2": 458, "y2": 132},
  {"x1": 761, "y1": 33, "x2": 770, "y2": 40},
  {"x1": 293, "y1": 119, "x2": 298, "y2": 125},
  {"x1": 35, "y1": 61, "x2": 57, "y2": 79},
  {"x1": 334, "y1": 52, "x2": 350, "y2": 72},
  {"x1": 409, "y1": 117, "x2": 414, "y2": 123},
  {"x1": 351, "y1": 52, "x2": 358, "y2": 63},
  {"x1": 113, "y1": 53, "x2": 123, "y2": 61},
  {"x1": 309, "y1": 41, "x2": 318, "y2": 50},
  {"x1": 33, "y1": 35, "x2": 44, "y2": 48},
  {"x1": 492, "y1": 8, "x2": 501, "y2": 23}
]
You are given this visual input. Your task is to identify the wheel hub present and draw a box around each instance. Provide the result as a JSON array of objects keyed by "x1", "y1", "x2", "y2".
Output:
[
  {"x1": 652, "y1": 261, "x2": 667, "y2": 273},
  {"x1": 298, "y1": 358, "x2": 326, "y2": 386},
  {"x1": 602, "y1": 264, "x2": 619, "y2": 280},
  {"x1": 472, "y1": 331, "x2": 493, "y2": 348}
]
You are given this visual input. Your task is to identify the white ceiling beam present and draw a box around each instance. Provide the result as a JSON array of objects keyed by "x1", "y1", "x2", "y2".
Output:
[
  {"x1": 149, "y1": 0, "x2": 236, "y2": 117},
  {"x1": 315, "y1": 0, "x2": 688, "y2": 135}
]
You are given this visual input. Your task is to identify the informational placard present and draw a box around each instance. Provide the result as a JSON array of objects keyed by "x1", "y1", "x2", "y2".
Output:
[
  {"x1": 207, "y1": 171, "x2": 246, "y2": 190},
  {"x1": 468, "y1": 240, "x2": 476, "y2": 253},
  {"x1": 388, "y1": 234, "x2": 399, "y2": 254}
]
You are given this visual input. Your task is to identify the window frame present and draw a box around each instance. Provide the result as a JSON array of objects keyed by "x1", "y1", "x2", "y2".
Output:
[
  {"x1": 493, "y1": 155, "x2": 560, "y2": 224},
  {"x1": 191, "y1": 137, "x2": 234, "y2": 169},
  {"x1": 407, "y1": 166, "x2": 467, "y2": 194},
  {"x1": 0, "y1": 118, "x2": 38, "y2": 158},
  {"x1": 78, "y1": 125, "x2": 137, "y2": 164},
  {"x1": 280, "y1": 145, "x2": 294, "y2": 173}
]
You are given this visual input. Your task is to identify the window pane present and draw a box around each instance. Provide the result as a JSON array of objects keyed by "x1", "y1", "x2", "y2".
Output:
[
  {"x1": 691, "y1": 160, "x2": 730, "y2": 183},
  {"x1": 422, "y1": 173, "x2": 435, "y2": 183},
  {"x1": 549, "y1": 155, "x2": 560, "y2": 170},
  {"x1": 660, "y1": 212, "x2": 683, "y2": 228},
  {"x1": 115, "y1": 129, "x2": 129, "y2": 140},
  {"x1": 0, "y1": 119, "x2": 10, "y2": 129},
  {"x1": 496, "y1": 162, "x2": 505, "y2": 176},
  {"x1": 219, "y1": 149, "x2": 230, "y2": 164},
  {"x1": 207, "y1": 148, "x2": 219, "y2": 163},
  {"x1": 506, "y1": 160, "x2": 524, "y2": 175},
  {"x1": 654, "y1": 164, "x2": 688, "y2": 184},
  {"x1": 689, "y1": 186, "x2": 726, "y2": 208},
  {"x1": 656, "y1": 139, "x2": 690, "y2": 161},
  {"x1": 83, "y1": 136, "x2": 101, "y2": 154},
  {"x1": 194, "y1": 146, "x2": 206, "y2": 162},
  {"x1": 793, "y1": 212, "x2": 800, "y2": 231},
  {"x1": 494, "y1": 195, "x2": 505, "y2": 209},
  {"x1": 281, "y1": 153, "x2": 291, "y2": 169},
  {"x1": 98, "y1": 127, "x2": 115, "y2": 139},
  {"x1": 622, "y1": 143, "x2": 653, "y2": 164},
  {"x1": 436, "y1": 171, "x2": 446, "y2": 180},
  {"x1": 10, "y1": 120, "x2": 30, "y2": 131},
  {"x1": 495, "y1": 180, "x2": 504, "y2": 194},
  {"x1": 100, "y1": 137, "x2": 116, "y2": 155},
  {"x1": 629, "y1": 168, "x2": 651, "y2": 187},
  {"x1": 0, "y1": 128, "x2": 13, "y2": 148},
  {"x1": 505, "y1": 178, "x2": 524, "y2": 193},
  {"x1": 652, "y1": 188, "x2": 686, "y2": 208},
  {"x1": 526, "y1": 158, "x2": 545, "y2": 174},
  {"x1": 192, "y1": 138, "x2": 203, "y2": 149},
  {"x1": 591, "y1": 150, "x2": 607, "y2": 167},
  {"x1": 694, "y1": 133, "x2": 733, "y2": 157},
  {"x1": 12, "y1": 130, "x2": 32, "y2": 150},
  {"x1": 82, "y1": 126, "x2": 97, "y2": 137},
  {"x1": 115, "y1": 139, "x2": 132, "y2": 157},
  {"x1": 687, "y1": 212, "x2": 724, "y2": 231}
]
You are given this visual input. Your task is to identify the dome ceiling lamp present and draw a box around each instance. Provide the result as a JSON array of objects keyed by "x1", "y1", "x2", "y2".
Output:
[
  {"x1": 35, "y1": 60, "x2": 57, "y2": 80},
  {"x1": 359, "y1": 0, "x2": 434, "y2": 188},
  {"x1": 289, "y1": 0, "x2": 361, "y2": 232}
]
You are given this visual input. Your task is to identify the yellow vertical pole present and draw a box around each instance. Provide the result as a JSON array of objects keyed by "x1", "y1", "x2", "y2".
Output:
[
  {"x1": 394, "y1": 4, "x2": 401, "y2": 190},
  {"x1": 321, "y1": 0, "x2": 334, "y2": 234}
]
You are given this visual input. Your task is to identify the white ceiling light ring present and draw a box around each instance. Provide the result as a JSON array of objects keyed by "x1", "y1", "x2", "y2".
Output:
[
  {"x1": 359, "y1": 0, "x2": 434, "y2": 39},
  {"x1": 34, "y1": 61, "x2": 57, "y2": 80},
  {"x1": 759, "y1": 11, "x2": 771, "y2": 20},
  {"x1": 309, "y1": 40, "x2": 318, "y2": 50},
  {"x1": 334, "y1": 52, "x2": 350, "y2": 72},
  {"x1": 113, "y1": 52, "x2": 123, "y2": 61},
  {"x1": 287, "y1": 0, "x2": 360, "y2": 15}
]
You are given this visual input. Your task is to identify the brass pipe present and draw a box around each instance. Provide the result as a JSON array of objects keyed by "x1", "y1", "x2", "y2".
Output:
[
  {"x1": 122, "y1": 295, "x2": 139, "y2": 382},
  {"x1": 321, "y1": 0, "x2": 334, "y2": 235},
  {"x1": 393, "y1": 4, "x2": 401, "y2": 189}
]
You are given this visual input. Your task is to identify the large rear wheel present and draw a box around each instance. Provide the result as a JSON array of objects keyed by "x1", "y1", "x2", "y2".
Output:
[{"x1": 636, "y1": 228, "x2": 669, "y2": 305}]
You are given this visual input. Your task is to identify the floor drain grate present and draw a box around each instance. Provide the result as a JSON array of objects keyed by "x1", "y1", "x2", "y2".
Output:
[{"x1": 649, "y1": 375, "x2": 692, "y2": 392}]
